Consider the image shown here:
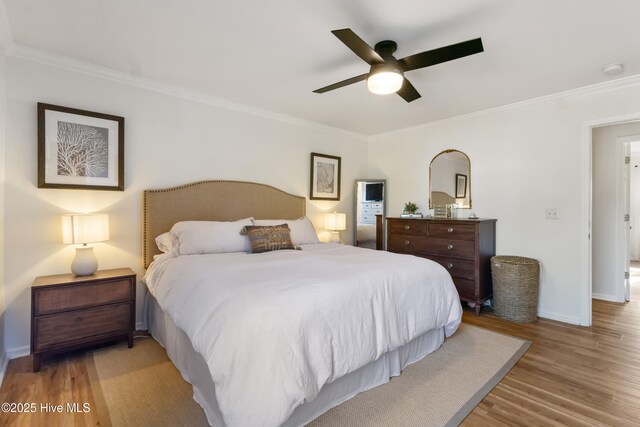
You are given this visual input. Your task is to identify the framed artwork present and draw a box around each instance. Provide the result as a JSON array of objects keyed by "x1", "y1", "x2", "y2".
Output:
[
  {"x1": 310, "y1": 152, "x2": 341, "y2": 200},
  {"x1": 455, "y1": 173, "x2": 467, "y2": 198},
  {"x1": 38, "y1": 103, "x2": 125, "y2": 190}
]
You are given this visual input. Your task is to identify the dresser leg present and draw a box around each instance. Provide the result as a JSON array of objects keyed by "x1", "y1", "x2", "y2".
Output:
[
  {"x1": 475, "y1": 304, "x2": 481, "y2": 316},
  {"x1": 128, "y1": 332, "x2": 134, "y2": 348},
  {"x1": 33, "y1": 354, "x2": 41, "y2": 372}
]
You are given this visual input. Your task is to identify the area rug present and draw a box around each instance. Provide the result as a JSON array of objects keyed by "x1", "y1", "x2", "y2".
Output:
[{"x1": 87, "y1": 323, "x2": 529, "y2": 427}]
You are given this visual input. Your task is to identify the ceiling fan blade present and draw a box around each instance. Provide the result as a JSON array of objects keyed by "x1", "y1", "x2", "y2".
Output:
[
  {"x1": 398, "y1": 38, "x2": 483, "y2": 72},
  {"x1": 396, "y1": 77, "x2": 421, "y2": 103},
  {"x1": 313, "y1": 73, "x2": 368, "y2": 94},
  {"x1": 331, "y1": 28, "x2": 384, "y2": 65}
]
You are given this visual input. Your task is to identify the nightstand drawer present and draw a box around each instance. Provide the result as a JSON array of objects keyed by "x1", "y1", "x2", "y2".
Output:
[
  {"x1": 33, "y1": 302, "x2": 131, "y2": 351},
  {"x1": 34, "y1": 278, "x2": 133, "y2": 316}
]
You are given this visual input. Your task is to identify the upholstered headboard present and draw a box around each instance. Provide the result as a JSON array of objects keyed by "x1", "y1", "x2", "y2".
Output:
[
  {"x1": 143, "y1": 180, "x2": 306, "y2": 268},
  {"x1": 431, "y1": 191, "x2": 455, "y2": 207}
]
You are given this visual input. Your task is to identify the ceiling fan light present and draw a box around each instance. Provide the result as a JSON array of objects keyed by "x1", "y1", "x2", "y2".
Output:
[{"x1": 367, "y1": 71, "x2": 403, "y2": 95}]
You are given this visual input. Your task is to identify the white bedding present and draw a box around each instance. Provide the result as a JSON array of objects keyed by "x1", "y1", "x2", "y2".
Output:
[{"x1": 143, "y1": 243, "x2": 462, "y2": 427}]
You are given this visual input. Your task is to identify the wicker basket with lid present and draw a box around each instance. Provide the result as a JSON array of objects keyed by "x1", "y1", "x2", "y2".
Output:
[{"x1": 491, "y1": 256, "x2": 540, "y2": 323}]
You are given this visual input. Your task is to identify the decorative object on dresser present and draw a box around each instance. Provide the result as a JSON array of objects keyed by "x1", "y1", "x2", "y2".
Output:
[
  {"x1": 310, "y1": 152, "x2": 341, "y2": 201},
  {"x1": 386, "y1": 217, "x2": 496, "y2": 315},
  {"x1": 324, "y1": 212, "x2": 347, "y2": 243},
  {"x1": 61, "y1": 213, "x2": 110, "y2": 276},
  {"x1": 31, "y1": 268, "x2": 136, "y2": 372},
  {"x1": 37, "y1": 103, "x2": 125, "y2": 191}
]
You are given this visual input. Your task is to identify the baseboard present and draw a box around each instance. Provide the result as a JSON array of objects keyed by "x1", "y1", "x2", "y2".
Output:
[
  {"x1": 537, "y1": 310, "x2": 581, "y2": 326},
  {"x1": 592, "y1": 293, "x2": 624, "y2": 303},
  {"x1": 6, "y1": 345, "x2": 30, "y2": 360},
  {"x1": 0, "y1": 349, "x2": 8, "y2": 387}
]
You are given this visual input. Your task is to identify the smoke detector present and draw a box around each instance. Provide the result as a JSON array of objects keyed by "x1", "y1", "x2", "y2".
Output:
[{"x1": 602, "y1": 63, "x2": 624, "y2": 76}]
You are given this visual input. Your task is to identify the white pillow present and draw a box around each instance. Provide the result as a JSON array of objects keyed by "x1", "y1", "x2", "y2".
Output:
[
  {"x1": 252, "y1": 217, "x2": 320, "y2": 245},
  {"x1": 155, "y1": 232, "x2": 177, "y2": 253},
  {"x1": 170, "y1": 218, "x2": 253, "y2": 255}
]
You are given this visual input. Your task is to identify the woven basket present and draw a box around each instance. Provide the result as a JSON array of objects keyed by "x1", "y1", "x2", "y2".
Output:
[{"x1": 491, "y1": 256, "x2": 540, "y2": 323}]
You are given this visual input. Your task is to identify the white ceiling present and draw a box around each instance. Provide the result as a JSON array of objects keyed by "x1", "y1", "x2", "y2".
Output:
[{"x1": 3, "y1": 0, "x2": 640, "y2": 135}]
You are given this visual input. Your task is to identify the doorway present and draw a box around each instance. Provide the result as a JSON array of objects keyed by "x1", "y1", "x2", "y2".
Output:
[{"x1": 591, "y1": 124, "x2": 640, "y2": 304}]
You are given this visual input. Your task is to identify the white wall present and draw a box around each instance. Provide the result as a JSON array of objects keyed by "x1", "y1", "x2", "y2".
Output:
[
  {"x1": 591, "y1": 123, "x2": 640, "y2": 301},
  {"x1": 4, "y1": 57, "x2": 369, "y2": 355},
  {"x1": 631, "y1": 148, "x2": 640, "y2": 261},
  {"x1": 0, "y1": 39, "x2": 6, "y2": 366},
  {"x1": 369, "y1": 83, "x2": 640, "y2": 325}
]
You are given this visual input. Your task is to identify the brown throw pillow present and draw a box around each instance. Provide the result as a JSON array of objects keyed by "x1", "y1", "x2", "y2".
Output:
[{"x1": 240, "y1": 224, "x2": 297, "y2": 253}]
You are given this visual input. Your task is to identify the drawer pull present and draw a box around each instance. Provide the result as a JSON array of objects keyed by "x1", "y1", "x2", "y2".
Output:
[
  {"x1": 404, "y1": 240, "x2": 410, "y2": 246},
  {"x1": 404, "y1": 225, "x2": 410, "y2": 230},
  {"x1": 447, "y1": 244, "x2": 454, "y2": 250},
  {"x1": 448, "y1": 227, "x2": 454, "y2": 233},
  {"x1": 447, "y1": 263, "x2": 454, "y2": 269}
]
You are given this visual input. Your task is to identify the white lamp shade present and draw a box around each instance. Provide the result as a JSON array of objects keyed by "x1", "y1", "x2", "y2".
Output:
[
  {"x1": 367, "y1": 71, "x2": 404, "y2": 95},
  {"x1": 62, "y1": 213, "x2": 110, "y2": 244},
  {"x1": 324, "y1": 212, "x2": 347, "y2": 231}
]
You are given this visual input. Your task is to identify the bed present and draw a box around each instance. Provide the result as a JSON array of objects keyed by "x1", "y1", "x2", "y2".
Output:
[{"x1": 141, "y1": 180, "x2": 462, "y2": 427}]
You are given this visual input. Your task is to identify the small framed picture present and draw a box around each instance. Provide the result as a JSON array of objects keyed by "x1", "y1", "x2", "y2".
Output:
[
  {"x1": 310, "y1": 152, "x2": 341, "y2": 201},
  {"x1": 455, "y1": 173, "x2": 467, "y2": 198},
  {"x1": 38, "y1": 103, "x2": 125, "y2": 190}
]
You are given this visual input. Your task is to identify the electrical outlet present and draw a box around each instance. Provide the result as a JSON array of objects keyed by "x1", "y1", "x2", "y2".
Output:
[{"x1": 545, "y1": 208, "x2": 559, "y2": 219}]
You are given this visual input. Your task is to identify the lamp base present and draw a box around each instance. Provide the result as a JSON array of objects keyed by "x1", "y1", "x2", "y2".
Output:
[
  {"x1": 329, "y1": 231, "x2": 342, "y2": 244},
  {"x1": 71, "y1": 246, "x2": 98, "y2": 276}
]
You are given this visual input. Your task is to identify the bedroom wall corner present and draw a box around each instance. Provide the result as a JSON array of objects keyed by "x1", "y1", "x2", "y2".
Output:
[
  {"x1": 368, "y1": 81, "x2": 640, "y2": 325},
  {"x1": 2, "y1": 56, "x2": 369, "y2": 355}
]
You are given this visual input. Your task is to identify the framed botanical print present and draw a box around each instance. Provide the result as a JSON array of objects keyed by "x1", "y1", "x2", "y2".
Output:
[
  {"x1": 38, "y1": 103, "x2": 125, "y2": 190},
  {"x1": 310, "y1": 152, "x2": 341, "y2": 201}
]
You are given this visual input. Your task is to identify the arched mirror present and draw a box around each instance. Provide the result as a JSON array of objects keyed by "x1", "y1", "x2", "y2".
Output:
[
  {"x1": 429, "y1": 149, "x2": 471, "y2": 209},
  {"x1": 353, "y1": 179, "x2": 386, "y2": 250}
]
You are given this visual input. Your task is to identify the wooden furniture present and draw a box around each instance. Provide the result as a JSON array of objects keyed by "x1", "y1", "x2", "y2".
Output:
[
  {"x1": 375, "y1": 214, "x2": 383, "y2": 250},
  {"x1": 386, "y1": 217, "x2": 496, "y2": 315},
  {"x1": 31, "y1": 268, "x2": 136, "y2": 372}
]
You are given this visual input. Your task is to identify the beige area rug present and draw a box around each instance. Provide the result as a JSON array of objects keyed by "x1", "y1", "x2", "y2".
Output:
[{"x1": 87, "y1": 324, "x2": 529, "y2": 427}]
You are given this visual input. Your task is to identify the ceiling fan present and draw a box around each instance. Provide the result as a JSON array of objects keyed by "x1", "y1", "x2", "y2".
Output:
[{"x1": 313, "y1": 29, "x2": 484, "y2": 102}]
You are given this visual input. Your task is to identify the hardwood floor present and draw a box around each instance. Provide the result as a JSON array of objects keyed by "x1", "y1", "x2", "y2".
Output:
[{"x1": 1, "y1": 270, "x2": 639, "y2": 426}]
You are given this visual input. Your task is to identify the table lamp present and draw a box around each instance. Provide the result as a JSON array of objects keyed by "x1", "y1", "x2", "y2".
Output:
[
  {"x1": 324, "y1": 212, "x2": 346, "y2": 243},
  {"x1": 62, "y1": 213, "x2": 109, "y2": 276}
]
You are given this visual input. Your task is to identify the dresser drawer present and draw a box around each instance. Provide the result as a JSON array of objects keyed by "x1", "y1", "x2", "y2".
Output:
[
  {"x1": 422, "y1": 237, "x2": 475, "y2": 259},
  {"x1": 388, "y1": 220, "x2": 427, "y2": 235},
  {"x1": 427, "y1": 255, "x2": 476, "y2": 280},
  {"x1": 453, "y1": 277, "x2": 476, "y2": 301},
  {"x1": 33, "y1": 302, "x2": 132, "y2": 351},
  {"x1": 428, "y1": 223, "x2": 476, "y2": 240},
  {"x1": 388, "y1": 235, "x2": 427, "y2": 252},
  {"x1": 34, "y1": 278, "x2": 133, "y2": 316}
]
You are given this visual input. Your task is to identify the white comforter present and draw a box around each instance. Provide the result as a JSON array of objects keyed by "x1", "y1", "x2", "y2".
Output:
[{"x1": 144, "y1": 243, "x2": 462, "y2": 427}]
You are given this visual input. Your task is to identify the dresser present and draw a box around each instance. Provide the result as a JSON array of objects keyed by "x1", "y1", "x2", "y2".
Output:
[
  {"x1": 31, "y1": 268, "x2": 136, "y2": 372},
  {"x1": 386, "y1": 218, "x2": 496, "y2": 315},
  {"x1": 361, "y1": 202, "x2": 384, "y2": 224}
]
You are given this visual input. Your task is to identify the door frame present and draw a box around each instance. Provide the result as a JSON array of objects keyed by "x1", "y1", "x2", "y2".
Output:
[{"x1": 582, "y1": 113, "x2": 640, "y2": 326}]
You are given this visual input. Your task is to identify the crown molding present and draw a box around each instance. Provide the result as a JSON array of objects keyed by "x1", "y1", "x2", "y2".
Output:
[
  {"x1": 0, "y1": 1, "x2": 13, "y2": 51},
  {"x1": 371, "y1": 73, "x2": 640, "y2": 140},
  {"x1": 7, "y1": 43, "x2": 368, "y2": 142}
]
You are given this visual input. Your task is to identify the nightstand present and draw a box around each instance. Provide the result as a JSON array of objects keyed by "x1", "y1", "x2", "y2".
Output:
[{"x1": 31, "y1": 268, "x2": 136, "y2": 372}]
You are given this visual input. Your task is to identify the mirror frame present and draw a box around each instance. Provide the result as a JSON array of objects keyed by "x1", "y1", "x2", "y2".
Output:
[
  {"x1": 353, "y1": 179, "x2": 387, "y2": 249},
  {"x1": 428, "y1": 149, "x2": 472, "y2": 209}
]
